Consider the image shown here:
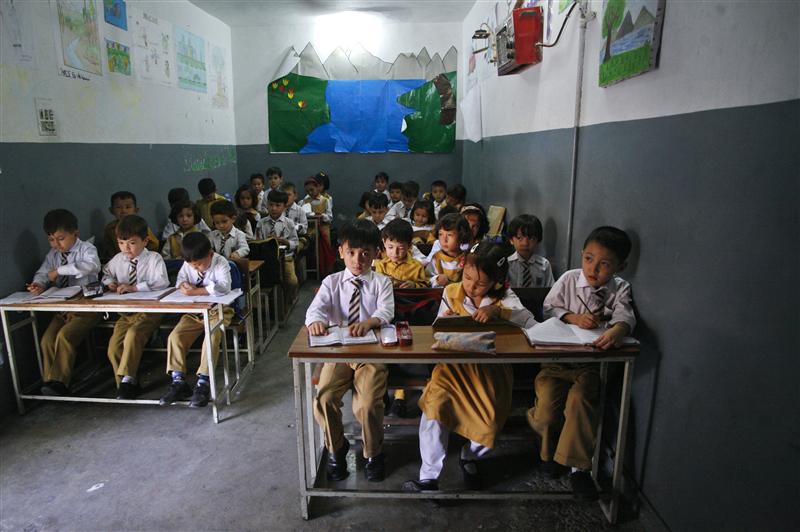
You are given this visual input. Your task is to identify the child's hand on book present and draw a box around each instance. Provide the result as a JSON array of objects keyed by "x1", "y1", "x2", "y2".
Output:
[
  {"x1": 117, "y1": 284, "x2": 137, "y2": 294},
  {"x1": 473, "y1": 305, "x2": 500, "y2": 323},
  {"x1": 593, "y1": 323, "x2": 629, "y2": 350},
  {"x1": 564, "y1": 312, "x2": 599, "y2": 329},
  {"x1": 308, "y1": 321, "x2": 328, "y2": 336},
  {"x1": 26, "y1": 283, "x2": 44, "y2": 295},
  {"x1": 179, "y1": 282, "x2": 194, "y2": 295},
  {"x1": 348, "y1": 321, "x2": 371, "y2": 337},
  {"x1": 47, "y1": 270, "x2": 59, "y2": 282}
]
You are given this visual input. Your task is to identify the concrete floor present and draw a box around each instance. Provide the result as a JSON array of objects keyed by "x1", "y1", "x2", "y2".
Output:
[{"x1": 0, "y1": 283, "x2": 661, "y2": 531}]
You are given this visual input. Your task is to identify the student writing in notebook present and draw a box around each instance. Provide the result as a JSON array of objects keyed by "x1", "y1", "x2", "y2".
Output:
[
  {"x1": 365, "y1": 192, "x2": 390, "y2": 231},
  {"x1": 528, "y1": 226, "x2": 636, "y2": 500},
  {"x1": 306, "y1": 220, "x2": 394, "y2": 482}
]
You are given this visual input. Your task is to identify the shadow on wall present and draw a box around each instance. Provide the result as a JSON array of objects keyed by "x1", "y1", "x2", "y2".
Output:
[{"x1": 13, "y1": 229, "x2": 42, "y2": 287}]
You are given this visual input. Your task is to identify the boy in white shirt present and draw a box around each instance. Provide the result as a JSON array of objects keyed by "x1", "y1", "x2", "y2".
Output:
[
  {"x1": 386, "y1": 181, "x2": 419, "y2": 222},
  {"x1": 373, "y1": 171, "x2": 391, "y2": 201},
  {"x1": 257, "y1": 189, "x2": 300, "y2": 304},
  {"x1": 506, "y1": 214, "x2": 554, "y2": 288},
  {"x1": 160, "y1": 233, "x2": 234, "y2": 408},
  {"x1": 306, "y1": 220, "x2": 394, "y2": 483},
  {"x1": 365, "y1": 192, "x2": 390, "y2": 230},
  {"x1": 209, "y1": 200, "x2": 250, "y2": 259},
  {"x1": 259, "y1": 166, "x2": 283, "y2": 213},
  {"x1": 102, "y1": 215, "x2": 169, "y2": 399}
]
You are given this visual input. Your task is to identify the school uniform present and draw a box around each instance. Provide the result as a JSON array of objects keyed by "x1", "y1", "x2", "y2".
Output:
[
  {"x1": 196, "y1": 192, "x2": 226, "y2": 228},
  {"x1": 256, "y1": 214, "x2": 299, "y2": 302},
  {"x1": 426, "y1": 249, "x2": 465, "y2": 287},
  {"x1": 255, "y1": 190, "x2": 266, "y2": 215},
  {"x1": 102, "y1": 249, "x2": 169, "y2": 384},
  {"x1": 375, "y1": 189, "x2": 391, "y2": 201},
  {"x1": 258, "y1": 187, "x2": 283, "y2": 214},
  {"x1": 301, "y1": 195, "x2": 335, "y2": 276},
  {"x1": 161, "y1": 227, "x2": 199, "y2": 259},
  {"x1": 417, "y1": 283, "x2": 536, "y2": 480},
  {"x1": 411, "y1": 224, "x2": 436, "y2": 245},
  {"x1": 307, "y1": 269, "x2": 394, "y2": 458},
  {"x1": 507, "y1": 252, "x2": 555, "y2": 288},
  {"x1": 433, "y1": 199, "x2": 446, "y2": 218},
  {"x1": 374, "y1": 255, "x2": 428, "y2": 288},
  {"x1": 236, "y1": 211, "x2": 258, "y2": 241},
  {"x1": 528, "y1": 269, "x2": 636, "y2": 470},
  {"x1": 366, "y1": 216, "x2": 388, "y2": 231},
  {"x1": 161, "y1": 220, "x2": 210, "y2": 241},
  {"x1": 34, "y1": 239, "x2": 102, "y2": 385},
  {"x1": 209, "y1": 227, "x2": 250, "y2": 258},
  {"x1": 102, "y1": 220, "x2": 159, "y2": 261},
  {"x1": 166, "y1": 253, "x2": 234, "y2": 377},
  {"x1": 386, "y1": 201, "x2": 412, "y2": 222}
]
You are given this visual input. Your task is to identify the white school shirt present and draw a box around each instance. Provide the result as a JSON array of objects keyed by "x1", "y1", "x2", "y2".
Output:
[
  {"x1": 209, "y1": 227, "x2": 250, "y2": 258},
  {"x1": 386, "y1": 201, "x2": 412, "y2": 222},
  {"x1": 256, "y1": 215, "x2": 299, "y2": 257},
  {"x1": 102, "y1": 248, "x2": 169, "y2": 292},
  {"x1": 374, "y1": 189, "x2": 392, "y2": 201},
  {"x1": 543, "y1": 269, "x2": 636, "y2": 332},
  {"x1": 366, "y1": 216, "x2": 388, "y2": 231},
  {"x1": 305, "y1": 269, "x2": 394, "y2": 327},
  {"x1": 433, "y1": 199, "x2": 445, "y2": 218},
  {"x1": 301, "y1": 195, "x2": 333, "y2": 223},
  {"x1": 285, "y1": 202, "x2": 308, "y2": 235},
  {"x1": 507, "y1": 252, "x2": 555, "y2": 288},
  {"x1": 33, "y1": 239, "x2": 101, "y2": 288},
  {"x1": 437, "y1": 287, "x2": 537, "y2": 329},
  {"x1": 175, "y1": 252, "x2": 232, "y2": 296},
  {"x1": 161, "y1": 220, "x2": 210, "y2": 240}
]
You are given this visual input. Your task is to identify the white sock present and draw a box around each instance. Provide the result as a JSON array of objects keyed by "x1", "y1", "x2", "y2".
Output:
[
  {"x1": 121, "y1": 375, "x2": 136, "y2": 385},
  {"x1": 571, "y1": 467, "x2": 583, "y2": 474}
]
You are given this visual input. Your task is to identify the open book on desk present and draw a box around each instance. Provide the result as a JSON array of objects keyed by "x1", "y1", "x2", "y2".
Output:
[
  {"x1": 0, "y1": 286, "x2": 81, "y2": 305},
  {"x1": 432, "y1": 314, "x2": 518, "y2": 330},
  {"x1": 308, "y1": 326, "x2": 378, "y2": 347},
  {"x1": 523, "y1": 317, "x2": 639, "y2": 347},
  {"x1": 160, "y1": 288, "x2": 242, "y2": 305},
  {"x1": 95, "y1": 288, "x2": 175, "y2": 301}
]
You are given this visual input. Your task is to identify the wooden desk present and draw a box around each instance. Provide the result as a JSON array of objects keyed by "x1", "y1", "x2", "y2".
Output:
[
  {"x1": 0, "y1": 296, "x2": 250, "y2": 424},
  {"x1": 288, "y1": 326, "x2": 637, "y2": 523},
  {"x1": 245, "y1": 259, "x2": 267, "y2": 355}
]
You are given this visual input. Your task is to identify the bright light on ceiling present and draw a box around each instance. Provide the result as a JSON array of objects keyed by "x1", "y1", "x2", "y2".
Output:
[{"x1": 313, "y1": 11, "x2": 383, "y2": 58}]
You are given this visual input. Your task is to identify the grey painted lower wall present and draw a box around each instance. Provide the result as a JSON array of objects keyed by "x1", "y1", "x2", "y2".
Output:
[{"x1": 463, "y1": 99, "x2": 800, "y2": 530}]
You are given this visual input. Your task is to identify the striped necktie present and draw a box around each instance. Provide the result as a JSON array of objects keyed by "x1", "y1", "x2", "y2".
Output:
[
  {"x1": 218, "y1": 233, "x2": 231, "y2": 254},
  {"x1": 129, "y1": 258, "x2": 138, "y2": 285},
  {"x1": 58, "y1": 252, "x2": 69, "y2": 287},
  {"x1": 522, "y1": 262, "x2": 533, "y2": 288},
  {"x1": 347, "y1": 278, "x2": 363, "y2": 325},
  {"x1": 590, "y1": 287, "x2": 607, "y2": 314},
  {"x1": 195, "y1": 270, "x2": 206, "y2": 288}
]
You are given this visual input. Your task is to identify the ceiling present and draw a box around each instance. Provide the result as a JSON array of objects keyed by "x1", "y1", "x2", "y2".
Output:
[{"x1": 188, "y1": 0, "x2": 476, "y2": 26}]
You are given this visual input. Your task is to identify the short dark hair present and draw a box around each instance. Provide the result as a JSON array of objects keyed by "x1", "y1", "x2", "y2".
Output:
[
  {"x1": 374, "y1": 171, "x2": 389, "y2": 182},
  {"x1": 234, "y1": 185, "x2": 255, "y2": 209},
  {"x1": 358, "y1": 191, "x2": 372, "y2": 210},
  {"x1": 447, "y1": 184, "x2": 467, "y2": 203},
  {"x1": 266, "y1": 166, "x2": 282, "y2": 178},
  {"x1": 316, "y1": 171, "x2": 330, "y2": 191},
  {"x1": 402, "y1": 180, "x2": 420, "y2": 198},
  {"x1": 43, "y1": 209, "x2": 78, "y2": 234},
  {"x1": 110, "y1": 190, "x2": 137, "y2": 206},
  {"x1": 281, "y1": 182, "x2": 297, "y2": 194},
  {"x1": 389, "y1": 181, "x2": 403, "y2": 192},
  {"x1": 168, "y1": 187, "x2": 190, "y2": 206},
  {"x1": 366, "y1": 192, "x2": 389, "y2": 209},
  {"x1": 210, "y1": 200, "x2": 237, "y2": 218},
  {"x1": 507, "y1": 214, "x2": 543, "y2": 242},
  {"x1": 267, "y1": 189, "x2": 289, "y2": 206},
  {"x1": 169, "y1": 200, "x2": 200, "y2": 225},
  {"x1": 338, "y1": 219, "x2": 381, "y2": 250},
  {"x1": 435, "y1": 213, "x2": 471, "y2": 244},
  {"x1": 381, "y1": 218, "x2": 413, "y2": 244},
  {"x1": 250, "y1": 173, "x2": 265, "y2": 184},
  {"x1": 461, "y1": 203, "x2": 489, "y2": 240},
  {"x1": 116, "y1": 214, "x2": 148, "y2": 240},
  {"x1": 437, "y1": 205, "x2": 459, "y2": 219},
  {"x1": 198, "y1": 178, "x2": 217, "y2": 196},
  {"x1": 464, "y1": 241, "x2": 514, "y2": 299},
  {"x1": 431, "y1": 180, "x2": 447, "y2": 189},
  {"x1": 584, "y1": 226, "x2": 632, "y2": 263},
  {"x1": 305, "y1": 174, "x2": 323, "y2": 187},
  {"x1": 411, "y1": 200, "x2": 435, "y2": 225},
  {"x1": 182, "y1": 232, "x2": 212, "y2": 261}
]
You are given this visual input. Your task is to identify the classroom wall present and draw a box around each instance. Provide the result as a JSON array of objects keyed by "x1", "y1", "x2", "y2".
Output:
[
  {"x1": 460, "y1": 0, "x2": 799, "y2": 529},
  {"x1": 230, "y1": 20, "x2": 464, "y2": 217},
  {"x1": 0, "y1": 0, "x2": 237, "y2": 416}
]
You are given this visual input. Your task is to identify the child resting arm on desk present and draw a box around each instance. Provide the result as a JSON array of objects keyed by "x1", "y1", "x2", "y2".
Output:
[{"x1": 403, "y1": 241, "x2": 537, "y2": 493}]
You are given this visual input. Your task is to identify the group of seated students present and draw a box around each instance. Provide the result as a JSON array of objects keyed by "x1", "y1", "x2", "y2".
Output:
[
  {"x1": 22, "y1": 166, "x2": 330, "y2": 407},
  {"x1": 305, "y1": 171, "x2": 635, "y2": 501}
]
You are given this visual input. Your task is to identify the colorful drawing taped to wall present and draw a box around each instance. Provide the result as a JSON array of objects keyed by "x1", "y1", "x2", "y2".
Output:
[
  {"x1": 129, "y1": 8, "x2": 172, "y2": 86},
  {"x1": 210, "y1": 44, "x2": 228, "y2": 109},
  {"x1": 56, "y1": 0, "x2": 102, "y2": 75},
  {"x1": 176, "y1": 27, "x2": 206, "y2": 93},
  {"x1": 105, "y1": 38, "x2": 130, "y2": 75},
  {"x1": 103, "y1": 0, "x2": 127, "y2": 30},
  {"x1": 599, "y1": 0, "x2": 666, "y2": 87}
]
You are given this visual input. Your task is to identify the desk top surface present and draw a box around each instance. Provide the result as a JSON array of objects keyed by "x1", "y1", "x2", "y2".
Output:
[
  {"x1": 0, "y1": 296, "x2": 215, "y2": 312},
  {"x1": 247, "y1": 260, "x2": 264, "y2": 272}
]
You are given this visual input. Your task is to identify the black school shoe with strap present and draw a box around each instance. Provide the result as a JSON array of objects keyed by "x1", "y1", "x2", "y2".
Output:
[
  {"x1": 116, "y1": 381, "x2": 140, "y2": 400},
  {"x1": 401, "y1": 479, "x2": 439, "y2": 492},
  {"x1": 364, "y1": 453, "x2": 385, "y2": 482},
  {"x1": 326, "y1": 439, "x2": 350, "y2": 481},
  {"x1": 40, "y1": 381, "x2": 69, "y2": 396},
  {"x1": 459, "y1": 458, "x2": 482, "y2": 490},
  {"x1": 569, "y1": 470, "x2": 599, "y2": 501},
  {"x1": 159, "y1": 380, "x2": 192, "y2": 406},
  {"x1": 189, "y1": 382, "x2": 211, "y2": 408}
]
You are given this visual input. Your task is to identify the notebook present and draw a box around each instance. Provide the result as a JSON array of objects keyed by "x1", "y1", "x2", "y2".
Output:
[
  {"x1": 522, "y1": 317, "x2": 639, "y2": 347},
  {"x1": 0, "y1": 286, "x2": 82, "y2": 305},
  {"x1": 432, "y1": 314, "x2": 517, "y2": 329},
  {"x1": 161, "y1": 288, "x2": 242, "y2": 305},
  {"x1": 308, "y1": 326, "x2": 378, "y2": 347},
  {"x1": 95, "y1": 288, "x2": 175, "y2": 301}
]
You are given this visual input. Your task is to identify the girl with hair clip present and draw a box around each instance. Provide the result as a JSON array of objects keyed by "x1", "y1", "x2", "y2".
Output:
[{"x1": 403, "y1": 241, "x2": 538, "y2": 492}]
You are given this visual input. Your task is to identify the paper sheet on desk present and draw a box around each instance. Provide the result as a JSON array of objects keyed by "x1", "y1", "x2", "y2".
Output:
[
  {"x1": 0, "y1": 286, "x2": 81, "y2": 305},
  {"x1": 308, "y1": 326, "x2": 378, "y2": 347},
  {"x1": 160, "y1": 289, "x2": 242, "y2": 305},
  {"x1": 95, "y1": 288, "x2": 175, "y2": 301},
  {"x1": 523, "y1": 317, "x2": 639, "y2": 346}
]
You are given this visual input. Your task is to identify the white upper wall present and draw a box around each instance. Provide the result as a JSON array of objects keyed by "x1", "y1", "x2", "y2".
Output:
[
  {"x1": 460, "y1": 0, "x2": 800, "y2": 138},
  {"x1": 0, "y1": 0, "x2": 235, "y2": 144},
  {"x1": 231, "y1": 19, "x2": 461, "y2": 145}
]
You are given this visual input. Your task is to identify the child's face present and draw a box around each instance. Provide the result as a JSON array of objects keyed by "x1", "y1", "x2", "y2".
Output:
[
  {"x1": 177, "y1": 208, "x2": 196, "y2": 230},
  {"x1": 305, "y1": 182, "x2": 321, "y2": 198},
  {"x1": 401, "y1": 193, "x2": 416, "y2": 210},
  {"x1": 510, "y1": 230, "x2": 539, "y2": 259},
  {"x1": 464, "y1": 213, "x2": 481, "y2": 239},
  {"x1": 189, "y1": 252, "x2": 214, "y2": 273},
  {"x1": 412, "y1": 208, "x2": 429, "y2": 226},
  {"x1": 47, "y1": 229, "x2": 79, "y2": 253},
  {"x1": 110, "y1": 197, "x2": 138, "y2": 221},
  {"x1": 238, "y1": 191, "x2": 253, "y2": 210},
  {"x1": 339, "y1": 242, "x2": 377, "y2": 277},
  {"x1": 446, "y1": 194, "x2": 462, "y2": 209},
  {"x1": 250, "y1": 178, "x2": 264, "y2": 194},
  {"x1": 581, "y1": 241, "x2": 624, "y2": 288},
  {"x1": 268, "y1": 173, "x2": 283, "y2": 190},
  {"x1": 438, "y1": 228, "x2": 461, "y2": 254},
  {"x1": 462, "y1": 263, "x2": 493, "y2": 300},
  {"x1": 383, "y1": 238, "x2": 409, "y2": 263},
  {"x1": 268, "y1": 201, "x2": 287, "y2": 220},
  {"x1": 117, "y1": 235, "x2": 148, "y2": 259},
  {"x1": 367, "y1": 205, "x2": 388, "y2": 224},
  {"x1": 213, "y1": 214, "x2": 235, "y2": 234},
  {"x1": 375, "y1": 177, "x2": 387, "y2": 192},
  {"x1": 389, "y1": 188, "x2": 402, "y2": 202},
  {"x1": 431, "y1": 185, "x2": 446, "y2": 202}
]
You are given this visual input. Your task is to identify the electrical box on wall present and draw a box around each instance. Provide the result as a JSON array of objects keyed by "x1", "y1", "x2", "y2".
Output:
[{"x1": 496, "y1": 7, "x2": 543, "y2": 76}]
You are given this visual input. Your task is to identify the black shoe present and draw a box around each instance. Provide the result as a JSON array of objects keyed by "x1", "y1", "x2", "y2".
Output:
[
  {"x1": 159, "y1": 380, "x2": 192, "y2": 406},
  {"x1": 541, "y1": 459, "x2": 569, "y2": 480},
  {"x1": 401, "y1": 479, "x2": 439, "y2": 492},
  {"x1": 326, "y1": 439, "x2": 350, "y2": 481},
  {"x1": 116, "y1": 381, "x2": 140, "y2": 400},
  {"x1": 382, "y1": 392, "x2": 391, "y2": 415},
  {"x1": 189, "y1": 382, "x2": 211, "y2": 408},
  {"x1": 569, "y1": 470, "x2": 599, "y2": 501},
  {"x1": 40, "y1": 381, "x2": 69, "y2": 396},
  {"x1": 459, "y1": 458, "x2": 482, "y2": 490},
  {"x1": 387, "y1": 398, "x2": 407, "y2": 418},
  {"x1": 365, "y1": 453, "x2": 385, "y2": 482}
]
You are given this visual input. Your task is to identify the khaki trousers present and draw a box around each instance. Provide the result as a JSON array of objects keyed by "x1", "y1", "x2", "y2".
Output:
[
  {"x1": 313, "y1": 362, "x2": 387, "y2": 458},
  {"x1": 107, "y1": 313, "x2": 163, "y2": 385},
  {"x1": 41, "y1": 312, "x2": 102, "y2": 385},
  {"x1": 527, "y1": 364, "x2": 601, "y2": 470},
  {"x1": 283, "y1": 256, "x2": 299, "y2": 305},
  {"x1": 166, "y1": 307, "x2": 234, "y2": 376}
]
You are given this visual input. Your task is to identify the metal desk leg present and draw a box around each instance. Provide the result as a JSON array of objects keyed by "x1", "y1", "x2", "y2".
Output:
[
  {"x1": 204, "y1": 308, "x2": 220, "y2": 424},
  {"x1": 253, "y1": 271, "x2": 264, "y2": 354},
  {"x1": 30, "y1": 311, "x2": 44, "y2": 378},
  {"x1": 1, "y1": 310, "x2": 26, "y2": 414},
  {"x1": 592, "y1": 361, "x2": 609, "y2": 482},
  {"x1": 293, "y1": 359, "x2": 311, "y2": 519},
  {"x1": 601, "y1": 359, "x2": 635, "y2": 524},
  {"x1": 304, "y1": 362, "x2": 319, "y2": 482}
]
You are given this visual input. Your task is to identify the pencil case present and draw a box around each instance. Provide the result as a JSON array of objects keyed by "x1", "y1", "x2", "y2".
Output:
[{"x1": 431, "y1": 331, "x2": 496, "y2": 354}]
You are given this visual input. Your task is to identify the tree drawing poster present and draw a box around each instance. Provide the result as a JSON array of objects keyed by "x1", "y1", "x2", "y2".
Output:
[
  {"x1": 56, "y1": 0, "x2": 102, "y2": 75},
  {"x1": 176, "y1": 27, "x2": 206, "y2": 93},
  {"x1": 599, "y1": 0, "x2": 666, "y2": 87},
  {"x1": 129, "y1": 7, "x2": 173, "y2": 86}
]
